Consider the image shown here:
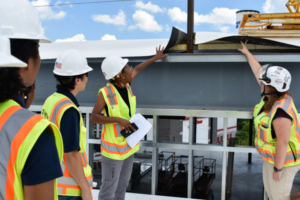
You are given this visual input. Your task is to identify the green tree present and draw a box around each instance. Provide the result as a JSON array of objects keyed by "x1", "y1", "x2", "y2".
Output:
[{"x1": 235, "y1": 120, "x2": 256, "y2": 146}]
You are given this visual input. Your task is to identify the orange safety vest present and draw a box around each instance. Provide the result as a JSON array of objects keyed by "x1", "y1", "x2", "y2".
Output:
[
  {"x1": 99, "y1": 83, "x2": 139, "y2": 160},
  {"x1": 41, "y1": 93, "x2": 93, "y2": 196},
  {"x1": 254, "y1": 94, "x2": 300, "y2": 167},
  {"x1": 0, "y1": 100, "x2": 63, "y2": 200}
]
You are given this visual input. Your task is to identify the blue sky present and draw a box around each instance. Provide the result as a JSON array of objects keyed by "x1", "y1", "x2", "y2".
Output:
[{"x1": 31, "y1": 0, "x2": 288, "y2": 42}]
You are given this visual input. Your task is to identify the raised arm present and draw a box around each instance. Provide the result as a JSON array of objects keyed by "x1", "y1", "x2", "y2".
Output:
[
  {"x1": 131, "y1": 45, "x2": 167, "y2": 80},
  {"x1": 238, "y1": 41, "x2": 262, "y2": 86}
]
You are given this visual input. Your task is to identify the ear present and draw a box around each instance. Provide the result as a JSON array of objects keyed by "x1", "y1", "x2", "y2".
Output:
[
  {"x1": 75, "y1": 77, "x2": 80, "y2": 85},
  {"x1": 27, "y1": 57, "x2": 35, "y2": 71},
  {"x1": 120, "y1": 73, "x2": 125, "y2": 79}
]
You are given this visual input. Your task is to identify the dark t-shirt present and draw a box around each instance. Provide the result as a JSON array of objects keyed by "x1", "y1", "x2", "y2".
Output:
[
  {"x1": 14, "y1": 95, "x2": 62, "y2": 185},
  {"x1": 22, "y1": 127, "x2": 63, "y2": 185},
  {"x1": 258, "y1": 106, "x2": 292, "y2": 139},
  {"x1": 57, "y1": 91, "x2": 81, "y2": 153},
  {"x1": 104, "y1": 85, "x2": 131, "y2": 117}
]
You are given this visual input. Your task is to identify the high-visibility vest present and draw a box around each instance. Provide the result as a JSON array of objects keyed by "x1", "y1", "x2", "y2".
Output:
[
  {"x1": 99, "y1": 83, "x2": 139, "y2": 160},
  {"x1": 254, "y1": 94, "x2": 300, "y2": 167},
  {"x1": 41, "y1": 92, "x2": 93, "y2": 196},
  {"x1": 0, "y1": 100, "x2": 63, "y2": 200}
]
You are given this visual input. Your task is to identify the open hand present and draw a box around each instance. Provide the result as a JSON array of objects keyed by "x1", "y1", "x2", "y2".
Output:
[
  {"x1": 238, "y1": 41, "x2": 250, "y2": 55},
  {"x1": 154, "y1": 45, "x2": 168, "y2": 60}
]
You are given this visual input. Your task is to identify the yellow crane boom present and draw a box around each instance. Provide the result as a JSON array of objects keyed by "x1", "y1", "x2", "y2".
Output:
[
  {"x1": 286, "y1": 0, "x2": 300, "y2": 13},
  {"x1": 238, "y1": 0, "x2": 300, "y2": 37}
]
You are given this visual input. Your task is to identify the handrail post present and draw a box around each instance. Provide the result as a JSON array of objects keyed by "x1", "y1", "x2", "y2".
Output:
[{"x1": 221, "y1": 118, "x2": 228, "y2": 200}]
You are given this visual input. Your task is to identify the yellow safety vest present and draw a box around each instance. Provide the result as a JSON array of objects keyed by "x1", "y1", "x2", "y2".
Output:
[
  {"x1": 99, "y1": 83, "x2": 139, "y2": 160},
  {"x1": 254, "y1": 94, "x2": 300, "y2": 167},
  {"x1": 41, "y1": 92, "x2": 93, "y2": 196},
  {"x1": 0, "y1": 100, "x2": 63, "y2": 200}
]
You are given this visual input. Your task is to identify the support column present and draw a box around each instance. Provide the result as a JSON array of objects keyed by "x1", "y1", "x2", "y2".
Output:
[
  {"x1": 187, "y1": 0, "x2": 194, "y2": 53},
  {"x1": 188, "y1": 117, "x2": 195, "y2": 198},
  {"x1": 151, "y1": 115, "x2": 159, "y2": 195}
]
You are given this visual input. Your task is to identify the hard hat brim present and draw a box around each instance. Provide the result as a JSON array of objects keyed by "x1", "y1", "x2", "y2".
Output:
[
  {"x1": 53, "y1": 65, "x2": 93, "y2": 76},
  {"x1": 7, "y1": 35, "x2": 52, "y2": 43},
  {"x1": 0, "y1": 53, "x2": 27, "y2": 68}
]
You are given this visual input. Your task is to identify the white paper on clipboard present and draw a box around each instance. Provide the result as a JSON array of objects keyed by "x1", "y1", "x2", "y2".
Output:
[{"x1": 126, "y1": 113, "x2": 152, "y2": 148}]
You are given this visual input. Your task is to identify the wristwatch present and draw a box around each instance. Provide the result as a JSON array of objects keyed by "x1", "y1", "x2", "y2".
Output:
[{"x1": 274, "y1": 166, "x2": 283, "y2": 172}]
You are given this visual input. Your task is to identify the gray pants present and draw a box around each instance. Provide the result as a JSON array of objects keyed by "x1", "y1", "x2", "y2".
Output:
[{"x1": 98, "y1": 155, "x2": 134, "y2": 200}]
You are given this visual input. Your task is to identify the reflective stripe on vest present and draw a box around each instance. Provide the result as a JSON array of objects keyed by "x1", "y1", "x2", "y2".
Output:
[
  {"x1": 254, "y1": 94, "x2": 300, "y2": 167},
  {"x1": 0, "y1": 100, "x2": 62, "y2": 200},
  {"x1": 126, "y1": 84, "x2": 134, "y2": 97},
  {"x1": 100, "y1": 84, "x2": 139, "y2": 160},
  {"x1": 101, "y1": 126, "x2": 133, "y2": 155},
  {"x1": 104, "y1": 85, "x2": 118, "y2": 106},
  {"x1": 49, "y1": 98, "x2": 73, "y2": 127},
  {"x1": 42, "y1": 93, "x2": 93, "y2": 196}
]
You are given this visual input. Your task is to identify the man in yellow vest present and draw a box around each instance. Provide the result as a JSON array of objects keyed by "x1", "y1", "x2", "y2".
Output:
[
  {"x1": 0, "y1": 0, "x2": 64, "y2": 199},
  {"x1": 90, "y1": 46, "x2": 167, "y2": 200},
  {"x1": 42, "y1": 49, "x2": 93, "y2": 200}
]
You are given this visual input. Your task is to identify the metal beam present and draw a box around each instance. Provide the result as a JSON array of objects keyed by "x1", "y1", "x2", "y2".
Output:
[
  {"x1": 187, "y1": 0, "x2": 194, "y2": 53},
  {"x1": 41, "y1": 53, "x2": 300, "y2": 64}
]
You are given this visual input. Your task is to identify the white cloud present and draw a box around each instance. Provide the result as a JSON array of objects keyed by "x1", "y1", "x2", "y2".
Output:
[
  {"x1": 31, "y1": 0, "x2": 66, "y2": 20},
  {"x1": 135, "y1": 1, "x2": 165, "y2": 13},
  {"x1": 92, "y1": 10, "x2": 126, "y2": 26},
  {"x1": 263, "y1": 0, "x2": 287, "y2": 13},
  {"x1": 168, "y1": 7, "x2": 238, "y2": 25},
  {"x1": 219, "y1": 26, "x2": 230, "y2": 33},
  {"x1": 101, "y1": 34, "x2": 117, "y2": 40},
  {"x1": 168, "y1": 7, "x2": 187, "y2": 23},
  {"x1": 55, "y1": 34, "x2": 87, "y2": 42},
  {"x1": 165, "y1": 24, "x2": 171, "y2": 31},
  {"x1": 129, "y1": 10, "x2": 163, "y2": 32},
  {"x1": 195, "y1": 7, "x2": 239, "y2": 25}
]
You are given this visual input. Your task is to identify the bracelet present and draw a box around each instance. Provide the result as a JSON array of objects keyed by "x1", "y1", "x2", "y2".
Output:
[{"x1": 274, "y1": 166, "x2": 283, "y2": 172}]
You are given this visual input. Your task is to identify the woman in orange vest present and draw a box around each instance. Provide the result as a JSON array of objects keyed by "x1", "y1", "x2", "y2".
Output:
[
  {"x1": 90, "y1": 46, "x2": 167, "y2": 200},
  {"x1": 239, "y1": 41, "x2": 300, "y2": 200}
]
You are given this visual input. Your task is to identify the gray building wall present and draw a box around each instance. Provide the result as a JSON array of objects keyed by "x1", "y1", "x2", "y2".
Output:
[{"x1": 35, "y1": 60, "x2": 300, "y2": 111}]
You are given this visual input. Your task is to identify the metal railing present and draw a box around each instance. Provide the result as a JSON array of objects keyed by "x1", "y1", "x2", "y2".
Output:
[{"x1": 30, "y1": 105, "x2": 258, "y2": 200}]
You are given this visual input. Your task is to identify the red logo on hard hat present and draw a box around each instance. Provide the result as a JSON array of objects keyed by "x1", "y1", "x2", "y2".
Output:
[{"x1": 103, "y1": 72, "x2": 107, "y2": 77}]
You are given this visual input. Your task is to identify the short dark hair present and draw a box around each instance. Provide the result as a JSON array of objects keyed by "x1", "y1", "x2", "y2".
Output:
[
  {"x1": 0, "y1": 68, "x2": 24, "y2": 103},
  {"x1": 0, "y1": 39, "x2": 39, "y2": 103},
  {"x1": 55, "y1": 73, "x2": 87, "y2": 92},
  {"x1": 10, "y1": 39, "x2": 39, "y2": 63}
]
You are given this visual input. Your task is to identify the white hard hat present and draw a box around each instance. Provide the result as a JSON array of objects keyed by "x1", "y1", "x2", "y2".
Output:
[
  {"x1": 0, "y1": 31, "x2": 27, "y2": 68},
  {"x1": 53, "y1": 49, "x2": 93, "y2": 76},
  {"x1": 259, "y1": 64, "x2": 291, "y2": 92},
  {"x1": 0, "y1": 0, "x2": 51, "y2": 43},
  {"x1": 101, "y1": 55, "x2": 129, "y2": 80}
]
